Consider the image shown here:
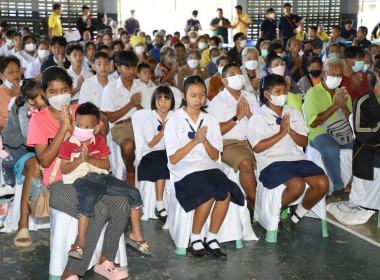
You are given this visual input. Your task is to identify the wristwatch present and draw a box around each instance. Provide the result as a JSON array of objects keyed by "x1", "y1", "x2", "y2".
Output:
[{"x1": 232, "y1": 115, "x2": 239, "y2": 124}]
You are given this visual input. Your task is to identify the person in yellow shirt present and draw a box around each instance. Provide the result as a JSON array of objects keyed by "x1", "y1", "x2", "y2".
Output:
[
  {"x1": 317, "y1": 25, "x2": 329, "y2": 42},
  {"x1": 231, "y1": 5, "x2": 251, "y2": 35},
  {"x1": 200, "y1": 36, "x2": 226, "y2": 67},
  {"x1": 48, "y1": 4, "x2": 63, "y2": 39}
]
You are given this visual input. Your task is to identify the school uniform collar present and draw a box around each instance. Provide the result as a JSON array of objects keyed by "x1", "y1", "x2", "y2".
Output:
[
  {"x1": 221, "y1": 87, "x2": 249, "y2": 101},
  {"x1": 69, "y1": 134, "x2": 96, "y2": 147},
  {"x1": 178, "y1": 107, "x2": 205, "y2": 126},
  {"x1": 116, "y1": 76, "x2": 139, "y2": 90},
  {"x1": 53, "y1": 55, "x2": 66, "y2": 64},
  {"x1": 152, "y1": 110, "x2": 173, "y2": 122},
  {"x1": 262, "y1": 103, "x2": 290, "y2": 117},
  {"x1": 68, "y1": 65, "x2": 85, "y2": 77}
]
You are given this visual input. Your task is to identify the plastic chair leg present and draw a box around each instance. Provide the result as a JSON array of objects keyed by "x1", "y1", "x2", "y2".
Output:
[
  {"x1": 252, "y1": 218, "x2": 257, "y2": 224},
  {"x1": 49, "y1": 275, "x2": 60, "y2": 280},
  {"x1": 235, "y1": 239, "x2": 243, "y2": 249},
  {"x1": 265, "y1": 230, "x2": 277, "y2": 243},
  {"x1": 377, "y1": 212, "x2": 380, "y2": 228},
  {"x1": 175, "y1": 247, "x2": 187, "y2": 255},
  {"x1": 280, "y1": 208, "x2": 288, "y2": 220},
  {"x1": 140, "y1": 217, "x2": 149, "y2": 222},
  {"x1": 322, "y1": 219, "x2": 329, "y2": 237}
]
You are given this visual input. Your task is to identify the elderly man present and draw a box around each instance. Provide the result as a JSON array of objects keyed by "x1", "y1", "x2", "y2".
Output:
[{"x1": 304, "y1": 58, "x2": 353, "y2": 200}]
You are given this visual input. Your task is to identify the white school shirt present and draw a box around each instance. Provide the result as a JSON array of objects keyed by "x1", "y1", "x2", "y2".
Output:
[
  {"x1": 134, "y1": 79, "x2": 157, "y2": 110},
  {"x1": 0, "y1": 45, "x2": 12, "y2": 56},
  {"x1": 82, "y1": 56, "x2": 92, "y2": 70},
  {"x1": 141, "y1": 110, "x2": 174, "y2": 157},
  {"x1": 164, "y1": 108, "x2": 223, "y2": 182},
  {"x1": 208, "y1": 88, "x2": 259, "y2": 141},
  {"x1": 247, "y1": 104, "x2": 308, "y2": 172},
  {"x1": 100, "y1": 77, "x2": 142, "y2": 128},
  {"x1": 15, "y1": 50, "x2": 36, "y2": 69},
  {"x1": 67, "y1": 66, "x2": 94, "y2": 101},
  {"x1": 110, "y1": 70, "x2": 119, "y2": 79},
  {"x1": 24, "y1": 56, "x2": 43, "y2": 79},
  {"x1": 78, "y1": 75, "x2": 116, "y2": 108}
]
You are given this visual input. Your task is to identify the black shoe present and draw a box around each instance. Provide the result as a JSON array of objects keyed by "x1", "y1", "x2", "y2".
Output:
[
  {"x1": 155, "y1": 207, "x2": 167, "y2": 223},
  {"x1": 187, "y1": 240, "x2": 207, "y2": 257},
  {"x1": 204, "y1": 238, "x2": 227, "y2": 259},
  {"x1": 280, "y1": 215, "x2": 297, "y2": 233}
]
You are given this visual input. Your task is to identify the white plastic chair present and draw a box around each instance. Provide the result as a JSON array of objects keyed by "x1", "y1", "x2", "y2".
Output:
[
  {"x1": 132, "y1": 109, "x2": 170, "y2": 224},
  {"x1": 220, "y1": 162, "x2": 259, "y2": 241},
  {"x1": 49, "y1": 208, "x2": 128, "y2": 280},
  {"x1": 168, "y1": 170, "x2": 244, "y2": 255},
  {"x1": 169, "y1": 86, "x2": 182, "y2": 109},
  {"x1": 107, "y1": 131, "x2": 126, "y2": 181},
  {"x1": 204, "y1": 77, "x2": 211, "y2": 93}
]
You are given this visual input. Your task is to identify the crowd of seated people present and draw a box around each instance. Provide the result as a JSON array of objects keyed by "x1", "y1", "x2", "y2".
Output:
[{"x1": 0, "y1": 2, "x2": 380, "y2": 279}]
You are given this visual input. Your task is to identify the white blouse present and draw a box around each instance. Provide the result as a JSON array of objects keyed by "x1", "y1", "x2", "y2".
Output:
[
  {"x1": 141, "y1": 110, "x2": 174, "y2": 157},
  {"x1": 164, "y1": 108, "x2": 223, "y2": 182},
  {"x1": 247, "y1": 104, "x2": 308, "y2": 172}
]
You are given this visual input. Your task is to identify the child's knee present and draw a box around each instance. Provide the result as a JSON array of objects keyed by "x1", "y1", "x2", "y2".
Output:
[
  {"x1": 239, "y1": 158, "x2": 254, "y2": 173},
  {"x1": 120, "y1": 139, "x2": 135, "y2": 154}
]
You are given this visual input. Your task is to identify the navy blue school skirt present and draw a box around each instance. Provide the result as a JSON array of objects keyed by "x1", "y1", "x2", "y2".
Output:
[
  {"x1": 259, "y1": 160, "x2": 325, "y2": 190},
  {"x1": 137, "y1": 150, "x2": 170, "y2": 182},
  {"x1": 174, "y1": 169, "x2": 245, "y2": 213}
]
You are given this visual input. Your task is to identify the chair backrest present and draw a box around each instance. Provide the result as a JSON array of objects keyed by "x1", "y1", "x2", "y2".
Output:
[
  {"x1": 141, "y1": 86, "x2": 157, "y2": 110},
  {"x1": 170, "y1": 86, "x2": 183, "y2": 109},
  {"x1": 204, "y1": 77, "x2": 211, "y2": 93},
  {"x1": 349, "y1": 113, "x2": 355, "y2": 139},
  {"x1": 132, "y1": 109, "x2": 152, "y2": 160}
]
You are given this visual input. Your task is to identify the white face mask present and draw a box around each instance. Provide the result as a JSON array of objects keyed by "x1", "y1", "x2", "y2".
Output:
[
  {"x1": 211, "y1": 56, "x2": 220, "y2": 64},
  {"x1": 190, "y1": 38, "x2": 197, "y2": 43},
  {"x1": 187, "y1": 59, "x2": 199, "y2": 68},
  {"x1": 226, "y1": 74, "x2": 245, "y2": 90},
  {"x1": 240, "y1": 40, "x2": 247, "y2": 48},
  {"x1": 198, "y1": 42, "x2": 207, "y2": 50},
  {"x1": 218, "y1": 66, "x2": 224, "y2": 75},
  {"x1": 25, "y1": 43, "x2": 36, "y2": 52},
  {"x1": 363, "y1": 63, "x2": 370, "y2": 73},
  {"x1": 244, "y1": 60, "x2": 258, "y2": 70},
  {"x1": 269, "y1": 13, "x2": 275, "y2": 19},
  {"x1": 271, "y1": 65, "x2": 286, "y2": 76},
  {"x1": 184, "y1": 43, "x2": 189, "y2": 49},
  {"x1": 324, "y1": 75, "x2": 342, "y2": 90},
  {"x1": 38, "y1": 49, "x2": 49, "y2": 59},
  {"x1": 48, "y1": 94, "x2": 72, "y2": 111},
  {"x1": 352, "y1": 60, "x2": 364, "y2": 73},
  {"x1": 268, "y1": 94, "x2": 287, "y2": 107},
  {"x1": 4, "y1": 79, "x2": 23, "y2": 90},
  {"x1": 134, "y1": 46, "x2": 145, "y2": 54}
]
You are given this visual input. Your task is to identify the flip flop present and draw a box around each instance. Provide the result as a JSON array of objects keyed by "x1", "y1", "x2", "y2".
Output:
[
  {"x1": 14, "y1": 228, "x2": 32, "y2": 247},
  {"x1": 126, "y1": 236, "x2": 151, "y2": 256}
]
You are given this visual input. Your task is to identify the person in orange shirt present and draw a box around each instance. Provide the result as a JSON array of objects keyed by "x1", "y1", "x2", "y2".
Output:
[{"x1": 207, "y1": 55, "x2": 231, "y2": 100}]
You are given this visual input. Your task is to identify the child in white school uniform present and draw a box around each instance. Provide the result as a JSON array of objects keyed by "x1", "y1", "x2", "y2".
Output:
[
  {"x1": 138, "y1": 86, "x2": 175, "y2": 222},
  {"x1": 164, "y1": 75, "x2": 245, "y2": 258},
  {"x1": 247, "y1": 74, "x2": 328, "y2": 232}
]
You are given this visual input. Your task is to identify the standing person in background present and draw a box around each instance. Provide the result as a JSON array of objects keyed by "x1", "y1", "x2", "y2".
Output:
[
  {"x1": 97, "y1": 13, "x2": 112, "y2": 32},
  {"x1": 48, "y1": 4, "x2": 62, "y2": 39},
  {"x1": 259, "y1": 8, "x2": 277, "y2": 41},
  {"x1": 277, "y1": 3, "x2": 302, "y2": 48},
  {"x1": 341, "y1": 19, "x2": 357, "y2": 41},
  {"x1": 76, "y1": 5, "x2": 94, "y2": 40},
  {"x1": 124, "y1": 9, "x2": 140, "y2": 35},
  {"x1": 231, "y1": 5, "x2": 251, "y2": 36},
  {"x1": 185, "y1": 10, "x2": 202, "y2": 33},
  {"x1": 210, "y1": 8, "x2": 231, "y2": 44}
]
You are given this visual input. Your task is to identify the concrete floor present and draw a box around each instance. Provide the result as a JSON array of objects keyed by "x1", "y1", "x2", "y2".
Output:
[{"x1": 1, "y1": 214, "x2": 380, "y2": 280}]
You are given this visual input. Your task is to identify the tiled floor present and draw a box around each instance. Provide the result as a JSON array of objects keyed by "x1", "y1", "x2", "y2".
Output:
[{"x1": 1, "y1": 212, "x2": 380, "y2": 280}]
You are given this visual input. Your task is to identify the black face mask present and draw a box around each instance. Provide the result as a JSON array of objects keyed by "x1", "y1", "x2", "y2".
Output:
[
  {"x1": 156, "y1": 43, "x2": 164, "y2": 49},
  {"x1": 304, "y1": 49, "x2": 313, "y2": 57},
  {"x1": 310, "y1": 69, "x2": 321, "y2": 78}
]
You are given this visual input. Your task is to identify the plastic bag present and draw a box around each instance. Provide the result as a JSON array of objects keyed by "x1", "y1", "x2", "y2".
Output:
[{"x1": 326, "y1": 201, "x2": 375, "y2": 226}]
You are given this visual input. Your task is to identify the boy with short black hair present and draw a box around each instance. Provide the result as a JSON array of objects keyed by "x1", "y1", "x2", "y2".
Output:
[{"x1": 41, "y1": 36, "x2": 71, "y2": 72}]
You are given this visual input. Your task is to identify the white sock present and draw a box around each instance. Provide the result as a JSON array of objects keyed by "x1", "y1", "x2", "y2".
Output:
[
  {"x1": 292, "y1": 204, "x2": 309, "y2": 224},
  {"x1": 206, "y1": 232, "x2": 219, "y2": 249},
  {"x1": 155, "y1": 201, "x2": 167, "y2": 216},
  {"x1": 190, "y1": 233, "x2": 203, "y2": 250}
]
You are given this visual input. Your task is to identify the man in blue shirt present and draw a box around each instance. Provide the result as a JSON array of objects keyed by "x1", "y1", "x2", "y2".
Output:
[
  {"x1": 259, "y1": 8, "x2": 277, "y2": 41},
  {"x1": 149, "y1": 32, "x2": 165, "y2": 62},
  {"x1": 352, "y1": 26, "x2": 371, "y2": 50},
  {"x1": 277, "y1": 3, "x2": 302, "y2": 47},
  {"x1": 284, "y1": 37, "x2": 308, "y2": 83}
]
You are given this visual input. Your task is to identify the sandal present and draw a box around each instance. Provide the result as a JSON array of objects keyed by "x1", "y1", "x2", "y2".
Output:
[
  {"x1": 14, "y1": 228, "x2": 32, "y2": 247},
  {"x1": 330, "y1": 189, "x2": 348, "y2": 202},
  {"x1": 155, "y1": 207, "x2": 167, "y2": 223},
  {"x1": 126, "y1": 236, "x2": 151, "y2": 256},
  {"x1": 68, "y1": 244, "x2": 84, "y2": 260}
]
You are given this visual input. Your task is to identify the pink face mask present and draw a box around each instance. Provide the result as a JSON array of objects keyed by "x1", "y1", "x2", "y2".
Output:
[
  {"x1": 73, "y1": 127, "x2": 95, "y2": 142},
  {"x1": 271, "y1": 65, "x2": 286, "y2": 76}
]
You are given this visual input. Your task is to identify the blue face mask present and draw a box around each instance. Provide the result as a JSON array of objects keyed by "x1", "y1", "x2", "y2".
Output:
[
  {"x1": 328, "y1": 52, "x2": 340, "y2": 59},
  {"x1": 6, "y1": 39, "x2": 14, "y2": 47},
  {"x1": 277, "y1": 53, "x2": 284, "y2": 59},
  {"x1": 3, "y1": 79, "x2": 22, "y2": 90},
  {"x1": 261, "y1": 49, "x2": 269, "y2": 57},
  {"x1": 352, "y1": 60, "x2": 364, "y2": 73}
]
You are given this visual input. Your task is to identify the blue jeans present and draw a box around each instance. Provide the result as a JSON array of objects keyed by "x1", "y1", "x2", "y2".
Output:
[
  {"x1": 2, "y1": 146, "x2": 29, "y2": 186},
  {"x1": 74, "y1": 173, "x2": 143, "y2": 217},
  {"x1": 310, "y1": 133, "x2": 353, "y2": 191}
]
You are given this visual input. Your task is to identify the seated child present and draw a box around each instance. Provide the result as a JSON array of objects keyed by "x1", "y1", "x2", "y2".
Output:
[
  {"x1": 164, "y1": 75, "x2": 244, "y2": 258},
  {"x1": 2, "y1": 79, "x2": 47, "y2": 191},
  {"x1": 247, "y1": 74, "x2": 328, "y2": 232},
  {"x1": 138, "y1": 86, "x2": 175, "y2": 222},
  {"x1": 58, "y1": 102, "x2": 147, "y2": 259}
]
